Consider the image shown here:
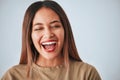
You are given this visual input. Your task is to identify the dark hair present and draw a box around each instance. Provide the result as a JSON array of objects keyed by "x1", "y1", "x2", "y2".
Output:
[{"x1": 19, "y1": 0, "x2": 82, "y2": 77}]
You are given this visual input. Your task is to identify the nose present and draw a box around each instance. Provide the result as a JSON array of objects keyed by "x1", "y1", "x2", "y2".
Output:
[{"x1": 44, "y1": 28, "x2": 54, "y2": 39}]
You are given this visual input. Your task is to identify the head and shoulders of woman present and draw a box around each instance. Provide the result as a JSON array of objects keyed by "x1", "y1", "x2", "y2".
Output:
[{"x1": 5, "y1": 0, "x2": 94, "y2": 74}]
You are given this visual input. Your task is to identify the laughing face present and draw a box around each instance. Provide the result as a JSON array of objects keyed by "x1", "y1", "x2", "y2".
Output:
[{"x1": 31, "y1": 7, "x2": 64, "y2": 61}]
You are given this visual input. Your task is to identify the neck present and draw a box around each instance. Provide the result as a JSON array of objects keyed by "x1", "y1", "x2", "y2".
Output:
[{"x1": 36, "y1": 56, "x2": 64, "y2": 67}]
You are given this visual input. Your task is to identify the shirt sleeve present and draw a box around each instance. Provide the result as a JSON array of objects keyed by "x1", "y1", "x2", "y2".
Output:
[
  {"x1": 87, "y1": 65, "x2": 102, "y2": 80},
  {"x1": 1, "y1": 65, "x2": 27, "y2": 80},
  {"x1": 1, "y1": 69, "x2": 14, "y2": 80}
]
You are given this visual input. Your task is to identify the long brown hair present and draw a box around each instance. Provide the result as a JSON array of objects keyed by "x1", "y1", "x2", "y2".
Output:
[{"x1": 20, "y1": 0, "x2": 82, "y2": 76}]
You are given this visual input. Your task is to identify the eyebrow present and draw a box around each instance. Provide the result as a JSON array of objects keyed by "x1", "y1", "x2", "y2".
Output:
[
  {"x1": 50, "y1": 20, "x2": 61, "y2": 24},
  {"x1": 33, "y1": 20, "x2": 61, "y2": 27}
]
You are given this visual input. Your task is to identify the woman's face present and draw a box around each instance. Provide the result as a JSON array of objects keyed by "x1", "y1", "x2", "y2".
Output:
[{"x1": 31, "y1": 7, "x2": 64, "y2": 60}]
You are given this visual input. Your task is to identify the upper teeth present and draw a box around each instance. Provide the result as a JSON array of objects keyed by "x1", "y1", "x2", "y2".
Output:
[{"x1": 42, "y1": 42, "x2": 56, "y2": 45}]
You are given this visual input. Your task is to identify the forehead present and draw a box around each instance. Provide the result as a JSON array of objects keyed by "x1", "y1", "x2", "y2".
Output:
[{"x1": 33, "y1": 7, "x2": 60, "y2": 24}]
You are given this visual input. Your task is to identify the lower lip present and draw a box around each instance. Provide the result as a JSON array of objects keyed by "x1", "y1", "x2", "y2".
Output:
[{"x1": 42, "y1": 44, "x2": 56, "y2": 52}]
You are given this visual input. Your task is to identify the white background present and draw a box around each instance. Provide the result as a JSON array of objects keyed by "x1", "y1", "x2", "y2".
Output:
[{"x1": 0, "y1": 0, "x2": 120, "y2": 80}]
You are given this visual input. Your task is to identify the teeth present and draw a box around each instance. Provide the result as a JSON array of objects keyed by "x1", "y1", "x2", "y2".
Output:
[{"x1": 42, "y1": 42, "x2": 56, "y2": 45}]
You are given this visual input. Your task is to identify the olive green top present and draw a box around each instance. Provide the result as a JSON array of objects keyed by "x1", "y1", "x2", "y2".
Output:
[{"x1": 1, "y1": 60, "x2": 101, "y2": 80}]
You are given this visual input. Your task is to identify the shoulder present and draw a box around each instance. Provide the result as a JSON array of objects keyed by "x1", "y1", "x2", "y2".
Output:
[
  {"x1": 70, "y1": 60, "x2": 101, "y2": 80},
  {"x1": 1, "y1": 64, "x2": 27, "y2": 80},
  {"x1": 70, "y1": 60, "x2": 94, "y2": 70},
  {"x1": 7, "y1": 64, "x2": 27, "y2": 74}
]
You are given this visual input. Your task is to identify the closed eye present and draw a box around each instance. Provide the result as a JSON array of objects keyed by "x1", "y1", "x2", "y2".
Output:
[
  {"x1": 34, "y1": 27, "x2": 44, "y2": 31},
  {"x1": 51, "y1": 25, "x2": 60, "y2": 28},
  {"x1": 50, "y1": 24, "x2": 62, "y2": 29}
]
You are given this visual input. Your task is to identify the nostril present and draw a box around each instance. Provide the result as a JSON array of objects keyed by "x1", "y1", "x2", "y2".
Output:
[
  {"x1": 50, "y1": 33, "x2": 55, "y2": 37},
  {"x1": 44, "y1": 28, "x2": 55, "y2": 38},
  {"x1": 44, "y1": 33, "x2": 55, "y2": 39}
]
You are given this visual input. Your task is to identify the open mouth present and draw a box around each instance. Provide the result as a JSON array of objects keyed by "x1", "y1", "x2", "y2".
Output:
[{"x1": 41, "y1": 41, "x2": 57, "y2": 52}]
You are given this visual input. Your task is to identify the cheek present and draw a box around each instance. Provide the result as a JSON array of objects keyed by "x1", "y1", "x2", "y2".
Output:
[
  {"x1": 31, "y1": 33, "x2": 41, "y2": 45},
  {"x1": 57, "y1": 29, "x2": 64, "y2": 42},
  {"x1": 61, "y1": 28, "x2": 64, "y2": 39}
]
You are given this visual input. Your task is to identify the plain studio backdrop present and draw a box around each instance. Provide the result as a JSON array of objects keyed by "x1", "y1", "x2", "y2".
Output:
[{"x1": 0, "y1": 0, "x2": 120, "y2": 80}]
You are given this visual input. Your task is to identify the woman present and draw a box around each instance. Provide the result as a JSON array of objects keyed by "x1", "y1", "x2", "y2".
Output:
[{"x1": 1, "y1": 0, "x2": 101, "y2": 80}]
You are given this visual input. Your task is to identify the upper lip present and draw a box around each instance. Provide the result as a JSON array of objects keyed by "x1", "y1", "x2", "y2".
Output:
[{"x1": 41, "y1": 40, "x2": 57, "y2": 45}]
